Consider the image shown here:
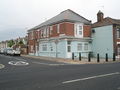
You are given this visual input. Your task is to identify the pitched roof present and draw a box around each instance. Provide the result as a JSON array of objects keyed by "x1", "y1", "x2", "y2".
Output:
[
  {"x1": 92, "y1": 17, "x2": 120, "y2": 28},
  {"x1": 29, "y1": 9, "x2": 91, "y2": 31}
]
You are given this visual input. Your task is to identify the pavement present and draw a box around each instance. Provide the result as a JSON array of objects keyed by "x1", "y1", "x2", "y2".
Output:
[
  {"x1": 0, "y1": 54, "x2": 120, "y2": 90},
  {"x1": 22, "y1": 55, "x2": 120, "y2": 64}
]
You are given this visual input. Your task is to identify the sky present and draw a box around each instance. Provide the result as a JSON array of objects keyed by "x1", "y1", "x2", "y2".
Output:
[{"x1": 0, "y1": 0, "x2": 120, "y2": 41}]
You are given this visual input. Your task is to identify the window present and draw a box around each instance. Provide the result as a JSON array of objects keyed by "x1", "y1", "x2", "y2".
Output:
[
  {"x1": 67, "y1": 41, "x2": 71, "y2": 52},
  {"x1": 46, "y1": 27, "x2": 49, "y2": 37},
  {"x1": 41, "y1": 30, "x2": 44, "y2": 38},
  {"x1": 84, "y1": 43, "x2": 89, "y2": 51},
  {"x1": 57, "y1": 24, "x2": 60, "y2": 33},
  {"x1": 50, "y1": 26, "x2": 53, "y2": 35},
  {"x1": 78, "y1": 25, "x2": 82, "y2": 35},
  {"x1": 42, "y1": 44, "x2": 47, "y2": 51},
  {"x1": 75, "y1": 24, "x2": 83, "y2": 37},
  {"x1": 31, "y1": 45, "x2": 33, "y2": 52},
  {"x1": 77, "y1": 43, "x2": 82, "y2": 51},
  {"x1": 31, "y1": 31, "x2": 34, "y2": 40},
  {"x1": 117, "y1": 28, "x2": 120, "y2": 38},
  {"x1": 43, "y1": 28, "x2": 46, "y2": 37},
  {"x1": 50, "y1": 46, "x2": 53, "y2": 51}
]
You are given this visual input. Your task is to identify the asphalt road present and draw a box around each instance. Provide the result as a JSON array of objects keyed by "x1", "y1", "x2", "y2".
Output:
[{"x1": 0, "y1": 54, "x2": 120, "y2": 90}]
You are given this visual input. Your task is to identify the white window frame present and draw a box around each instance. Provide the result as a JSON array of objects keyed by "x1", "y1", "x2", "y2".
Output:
[
  {"x1": 117, "y1": 28, "x2": 120, "y2": 38},
  {"x1": 67, "y1": 41, "x2": 71, "y2": 52},
  {"x1": 41, "y1": 30, "x2": 44, "y2": 38},
  {"x1": 46, "y1": 27, "x2": 49, "y2": 37},
  {"x1": 57, "y1": 24, "x2": 60, "y2": 33},
  {"x1": 50, "y1": 26, "x2": 53, "y2": 35},
  {"x1": 74, "y1": 23, "x2": 83, "y2": 38},
  {"x1": 31, "y1": 31, "x2": 34, "y2": 40}
]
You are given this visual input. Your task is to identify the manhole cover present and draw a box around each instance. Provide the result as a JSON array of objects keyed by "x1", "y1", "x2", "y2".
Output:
[{"x1": 8, "y1": 61, "x2": 29, "y2": 66}]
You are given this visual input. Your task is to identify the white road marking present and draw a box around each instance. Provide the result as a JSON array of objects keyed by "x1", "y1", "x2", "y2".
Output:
[
  {"x1": 62, "y1": 72, "x2": 120, "y2": 84},
  {"x1": 0, "y1": 64, "x2": 5, "y2": 69},
  {"x1": 117, "y1": 87, "x2": 120, "y2": 90},
  {"x1": 8, "y1": 61, "x2": 29, "y2": 66}
]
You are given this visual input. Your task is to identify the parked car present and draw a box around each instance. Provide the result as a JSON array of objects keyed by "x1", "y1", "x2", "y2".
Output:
[
  {"x1": 0, "y1": 48, "x2": 4, "y2": 54},
  {"x1": 3, "y1": 48, "x2": 9, "y2": 55},
  {"x1": 7, "y1": 49, "x2": 21, "y2": 56}
]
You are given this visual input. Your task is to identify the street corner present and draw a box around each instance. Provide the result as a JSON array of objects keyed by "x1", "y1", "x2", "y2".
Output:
[{"x1": 0, "y1": 64, "x2": 5, "y2": 69}]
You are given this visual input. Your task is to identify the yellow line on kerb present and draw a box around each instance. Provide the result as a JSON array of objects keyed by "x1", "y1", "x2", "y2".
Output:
[{"x1": 0, "y1": 64, "x2": 5, "y2": 69}]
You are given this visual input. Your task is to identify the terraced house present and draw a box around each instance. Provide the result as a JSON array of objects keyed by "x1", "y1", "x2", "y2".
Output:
[
  {"x1": 28, "y1": 9, "x2": 92, "y2": 58},
  {"x1": 92, "y1": 11, "x2": 120, "y2": 58}
]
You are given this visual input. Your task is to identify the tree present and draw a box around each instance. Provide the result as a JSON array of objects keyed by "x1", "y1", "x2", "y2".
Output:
[
  {"x1": 8, "y1": 40, "x2": 15, "y2": 47},
  {"x1": 18, "y1": 40, "x2": 24, "y2": 45}
]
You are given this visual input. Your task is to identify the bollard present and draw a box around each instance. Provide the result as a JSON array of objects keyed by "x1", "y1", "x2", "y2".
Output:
[
  {"x1": 113, "y1": 53, "x2": 116, "y2": 61},
  {"x1": 72, "y1": 53, "x2": 74, "y2": 60},
  {"x1": 105, "y1": 53, "x2": 108, "y2": 62},
  {"x1": 79, "y1": 53, "x2": 81, "y2": 61},
  {"x1": 88, "y1": 53, "x2": 91, "y2": 62},
  {"x1": 97, "y1": 53, "x2": 100, "y2": 62}
]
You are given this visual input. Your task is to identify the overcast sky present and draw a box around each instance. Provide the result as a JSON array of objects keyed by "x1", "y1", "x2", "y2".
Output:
[{"x1": 0, "y1": 0, "x2": 120, "y2": 41}]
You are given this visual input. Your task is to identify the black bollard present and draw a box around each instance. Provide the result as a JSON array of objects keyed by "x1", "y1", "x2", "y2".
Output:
[
  {"x1": 97, "y1": 53, "x2": 100, "y2": 62},
  {"x1": 113, "y1": 53, "x2": 116, "y2": 61},
  {"x1": 105, "y1": 53, "x2": 108, "y2": 62},
  {"x1": 72, "y1": 53, "x2": 74, "y2": 60},
  {"x1": 88, "y1": 53, "x2": 91, "y2": 62},
  {"x1": 79, "y1": 53, "x2": 81, "y2": 61}
]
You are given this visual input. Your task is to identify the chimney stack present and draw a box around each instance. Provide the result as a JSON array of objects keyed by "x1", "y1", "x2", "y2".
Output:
[{"x1": 97, "y1": 10, "x2": 104, "y2": 22}]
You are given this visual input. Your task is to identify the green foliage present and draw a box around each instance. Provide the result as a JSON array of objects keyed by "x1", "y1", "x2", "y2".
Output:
[
  {"x1": 18, "y1": 40, "x2": 24, "y2": 45},
  {"x1": 8, "y1": 40, "x2": 15, "y2": 47}
]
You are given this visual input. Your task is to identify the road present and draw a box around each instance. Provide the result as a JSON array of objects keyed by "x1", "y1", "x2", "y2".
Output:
[{"x1": 0, "y1": 54, "x2": 120, "y2": 90}]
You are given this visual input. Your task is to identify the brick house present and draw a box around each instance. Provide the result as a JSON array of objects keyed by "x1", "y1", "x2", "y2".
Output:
[
  {"x1": 28, "y1": 9, "x2": 92, "y2": 58},
  {"x1": 92, "y1": 11, "x2": 120, "y2": 58}
]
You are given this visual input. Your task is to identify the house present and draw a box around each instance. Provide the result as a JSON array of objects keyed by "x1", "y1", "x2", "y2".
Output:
[
  {"x1": 13, "y1": 36, "x2": 28, "y2": 54},
  {"x1": 0, "y1": 40, "x2": 8, "y2": 49},
  {"x1": 92, "y1": 11, "x2": 120, "y2": 58},
  {"x1": 28, "y1": 9, "x2": 92, "y2": 58}
]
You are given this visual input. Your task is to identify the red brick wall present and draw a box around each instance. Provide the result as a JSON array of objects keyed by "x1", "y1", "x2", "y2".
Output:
[
  {"x1": 83, "y1": 25, "x2": 91, "y2": 37},
  {"x1": 65, "y1": 22, "x2": 74, "y2": 36}
]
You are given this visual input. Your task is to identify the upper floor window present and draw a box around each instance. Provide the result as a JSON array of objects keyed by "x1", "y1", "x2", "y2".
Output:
[
  {"x1": 46, "y1": 27, "x2": 49, "y2": 37},
  {"x1": 75, "y1": 24, "x2": 83, "y2": 37},
  {"x1": 57, "y1": 24, "x2": 60, "y2": 33},
  {"x1": 50, "y1": 26, "x2": 53, "y2": 35},
  {"x1": 41, "y1": 30, "x2": 44, "y2": 38},
  {"x1": 78, "y1": 25, "x2": 82, "y2": 35},
  {"x1": 117, "y1": 28, "x2": 120, "y2": 38}
]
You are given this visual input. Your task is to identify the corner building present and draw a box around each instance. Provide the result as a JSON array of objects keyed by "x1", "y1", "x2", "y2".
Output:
[{"x1": 28, "y1": 9, "x2": 92, "y2": 58}]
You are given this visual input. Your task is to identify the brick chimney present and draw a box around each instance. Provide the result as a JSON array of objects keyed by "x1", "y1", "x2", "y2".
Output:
[{"x1": 97, "y1": 10, "x2": 104, "y2": 22}]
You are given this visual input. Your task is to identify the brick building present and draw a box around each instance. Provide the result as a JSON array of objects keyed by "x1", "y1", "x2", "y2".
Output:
[{"x1": 28, "y1": 9, "x2": 92, "y2": 58}]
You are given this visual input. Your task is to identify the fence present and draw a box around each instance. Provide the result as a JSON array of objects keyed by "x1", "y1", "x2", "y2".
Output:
[{"x1": 72, "y1": 52, "x2": 119, "y2": 63}]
